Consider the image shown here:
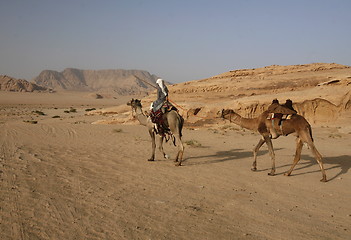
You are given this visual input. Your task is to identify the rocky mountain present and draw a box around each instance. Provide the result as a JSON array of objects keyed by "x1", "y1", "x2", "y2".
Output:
[
  {"x1": 0, "y1": 75, "x2": 46, "y2": 92},
  {"x1": 100, "y1": 63, "x2": 350, "y2": 126},
  {"x1": 33, "y1": 68, "x2": 160, "y2": 95},
  {"x1": 170, "y1": 63, "x2": 350, "y2": 97},
  {"x1": 164, "y1": 62, "x2": 351, "y2": 126}
]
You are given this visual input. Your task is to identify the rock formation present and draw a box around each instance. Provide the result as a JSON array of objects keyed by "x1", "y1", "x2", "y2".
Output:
[
  {"x1": 33, "y1": 68, "x2": 159, "y2": 95},
  {"x1": 145, "y1": 63, "x2": 351, "y2": 126},
  {"x1": 0, "y1": 75, "x2": 46, "y2": 92}
]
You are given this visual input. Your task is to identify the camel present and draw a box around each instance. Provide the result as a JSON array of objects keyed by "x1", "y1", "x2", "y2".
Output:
[
  {"x1": 220, "y1": 108, "x2": 327, "y2": 182},
  {"x1": 127, "y1": 99, "x2": 185, "y2": 166}
]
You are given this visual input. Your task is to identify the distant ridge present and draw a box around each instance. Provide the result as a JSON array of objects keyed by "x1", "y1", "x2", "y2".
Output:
[
  {"x1": 0, "y1": 75, "x2": 46, "y2": 92},
  {"x1": 170, "y1": 63, "x2": 350, "y2": 96},
  {"x1": 144, "y1": 62, "x2": 351, "y2": 126},
  {"x1": 33, "y1": 68, "x2": 160, "y2": 95}
]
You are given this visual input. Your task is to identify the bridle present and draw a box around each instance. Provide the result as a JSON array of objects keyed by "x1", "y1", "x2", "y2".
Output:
[
  {"x1": 222, "y1": 109, "x2": 241, "y2": 125},
  {"x1": 130, "y1": 100, "x2": 143, "y2": 119},
  {"x1": 221, "y1": 109, "x2": 232, "y2": 122}
]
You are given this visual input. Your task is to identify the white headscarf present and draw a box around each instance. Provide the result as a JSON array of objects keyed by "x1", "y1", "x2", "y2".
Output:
[{"x1": 156, "y1": 78, "x2": 167, "y2": 96}]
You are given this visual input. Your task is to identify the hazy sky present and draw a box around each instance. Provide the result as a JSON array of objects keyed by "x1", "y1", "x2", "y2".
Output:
[{"x1": 1, "y1": 0, "x2": 351, "y2": 83}]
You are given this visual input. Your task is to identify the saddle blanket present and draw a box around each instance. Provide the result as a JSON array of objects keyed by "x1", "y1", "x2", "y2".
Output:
[{"x1": 267, "y1": 113, "x2": 293, "y2": 120}]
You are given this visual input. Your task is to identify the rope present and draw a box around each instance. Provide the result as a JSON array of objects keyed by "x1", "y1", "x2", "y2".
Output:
[
  {"x1": 167, "y1": 98, "x2": 186, "y2": 111},
  {"x1": 133, "y1": 75, "x2": 158, "y2": 89}
]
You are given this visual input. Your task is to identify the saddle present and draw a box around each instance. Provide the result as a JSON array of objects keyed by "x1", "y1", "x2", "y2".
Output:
[
  {"x1": 266, "y1": 99, "x2": 297, "y2": 137},
  {"x1": 150, "y1": 101, "x2": 178, "y2": 137},
  {"x1": 267, "y1": 113, "x2": 293, "y2": 121},
  {"x1": 267, "y1": 113, "x2": 294, "y2": 137}
]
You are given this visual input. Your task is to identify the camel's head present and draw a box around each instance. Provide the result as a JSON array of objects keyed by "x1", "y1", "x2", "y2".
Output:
[
  {"x1": 127, "y1": 99, "x2": 142, "y2": 110},
  {"x1": 220, "y1": 109, "x2": 235, "y2": 120}
]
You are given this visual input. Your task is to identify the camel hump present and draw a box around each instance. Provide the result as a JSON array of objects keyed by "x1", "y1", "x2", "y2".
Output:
[
  {"x1": 267, "y1": 99, "x2": 297, "y2": 115},
  {"x1": 269, "y1": 105, "x2": 297, "y2": 115}
]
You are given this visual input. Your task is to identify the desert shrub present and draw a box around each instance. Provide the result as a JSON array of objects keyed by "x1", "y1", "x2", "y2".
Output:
[
  {"x1": 33, "y1": 110, "x2": 45, "y2": 116},
  {"x1": 113, "y1": 128, "x2": 123, "y2": 133},
  {"x1": 328, "y1": 134, "x2": 342, "y2": 138},
  {"x1": 64, "y1": 108, "x2": 77, "y2": 113},
  {"x1": 24, "y1": 120, "x2": 38, "y2": 124},
  {"x1": 74, "y1": 121, "x2": 86, "y2": 124},
  {"x1": 185, "y1": 139, "x2": 202, "y2": 148}
]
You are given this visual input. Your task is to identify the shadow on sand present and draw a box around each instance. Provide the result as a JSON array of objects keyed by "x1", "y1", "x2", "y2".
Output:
[
  {"x1": 221, "y1": 152, "x2": 350, "y2": 182},
  {"x1": 278, "y1": 154, "x2": 351, "y2": 181},
  {"x1": 184, "y1": 148, "x2": 268, "y2": 166},
  {"x1": 185, "y1": 147, "x2": 351, "y2": 182}
]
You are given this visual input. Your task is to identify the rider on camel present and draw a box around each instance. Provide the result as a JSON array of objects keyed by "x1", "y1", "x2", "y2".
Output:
[
  {"x1": 151, "y1": 78, "x2": 168, "y2": 113},
  {"x1": 150, "y1": 79, "x2": 170, "y2": 134}
]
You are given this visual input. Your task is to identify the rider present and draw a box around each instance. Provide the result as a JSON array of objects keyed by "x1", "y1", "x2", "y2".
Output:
[
  {"x1": 151, "y1": 78, "x2": 169, "y2": 113},
  {"x1": 150, "y1": 79, "x2": 170, "y2": 134}
]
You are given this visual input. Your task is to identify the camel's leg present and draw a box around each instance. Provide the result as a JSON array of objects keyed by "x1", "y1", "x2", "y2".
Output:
[
  {"x1": 270, "y1": 124, "x2": 279, "y2": 139},
  {"x1": 252, "y1": 138, "x2": 265, "y2": 171},
  {"x1": 174, "y1": 134, "x2": 184, "y2": 166},
  {"x1": 264, "y1": 135, "x2": 276, "y2": 176},
  {"x1": 299, "y1": 129, "x2": 327, "y2": 182},
  {"x1": 284, "y1": 138, "x2": 303, "y2": 177},
  {"x1": 148, "y1": 129, "x2": 156, "y2": 161},
  {"x1": 307, "y1": 141, "x2": 327, "y2": 182},
  {"x1": 157, "y1": 135, "x2": 169, "y2": 159}
]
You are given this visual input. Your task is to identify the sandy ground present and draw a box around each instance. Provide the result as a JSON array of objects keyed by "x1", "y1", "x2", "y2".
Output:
[{"x1": 1, "y1": 92, "x2": 351, "y2": 240}]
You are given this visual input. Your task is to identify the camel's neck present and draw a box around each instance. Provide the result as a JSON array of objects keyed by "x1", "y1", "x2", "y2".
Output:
[
  {"x1": 134, "y1": 106, "x2": 149, "y2": 126},
  {"x1": 228, "y1": 112, "x2": 259, "y2": 131}
]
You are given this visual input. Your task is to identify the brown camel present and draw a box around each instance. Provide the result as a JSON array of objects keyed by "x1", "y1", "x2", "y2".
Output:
[
  {"x1": 220, "y1": 109, "x2": 327, "y2": 182},
  {"x1": 128, "y1": 99, "x2": 185, "y2": 166}
]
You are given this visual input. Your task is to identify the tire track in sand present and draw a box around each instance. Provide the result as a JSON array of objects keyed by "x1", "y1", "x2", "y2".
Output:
[{"x1": 0, "y1": 124, "x2": 26, "y2": 240}]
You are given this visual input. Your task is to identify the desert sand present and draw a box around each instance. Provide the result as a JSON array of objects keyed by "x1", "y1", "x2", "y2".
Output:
[{"x1": 1, "y1": 89, "x2": 350, "y2": 240}]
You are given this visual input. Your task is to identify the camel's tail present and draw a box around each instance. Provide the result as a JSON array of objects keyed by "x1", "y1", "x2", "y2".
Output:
[
  {"x1": 170, "y1": 111, "x2": 184, "y2": 146},
  {"x1": 308, "y1": 124, "x2": 314, "y2": 142},
  {"x1": 178, "y1": 114, "x2": 184, "y2": 138}
]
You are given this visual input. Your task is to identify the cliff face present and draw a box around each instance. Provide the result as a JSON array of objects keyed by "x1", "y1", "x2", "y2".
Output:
[
  {"x1": 33, "y1": 68, "x2": 159, "y2": 95},
  {"x1": 0, "y1": 75, "x2": 46, "y2": 92},
  {"x1": 142, "y1": 63, "x2": 351, "y2": 126},
  {"x1": 171, "y1": 63, "x2": 350, "y2": 97}
]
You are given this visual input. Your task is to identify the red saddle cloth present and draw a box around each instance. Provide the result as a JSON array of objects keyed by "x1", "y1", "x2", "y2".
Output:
[
  {"x1": 150, "y1": 109, "x2": 163, "y2": 124},
  {"x1": 149, "y1": 108, "x2": 167, "y2": 136},
  {"x1": 150, "y1": 102, "x2": 177, "y2": 136},
  {"x1": 150, "y1": 102, "x2": 178, "y2": 123}
]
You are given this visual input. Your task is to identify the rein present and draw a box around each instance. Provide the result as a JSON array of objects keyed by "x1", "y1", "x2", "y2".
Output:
[{"x1": 225, "y1": 111, "x2": 240, "y2": 125}]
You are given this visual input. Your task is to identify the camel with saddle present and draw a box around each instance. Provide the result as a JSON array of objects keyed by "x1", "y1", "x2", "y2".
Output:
[
  {"x1": 221, "y1": 99, "x2": 327, "y2": 182},
  {"x1": 128, "y1": 99, "x2": 185, "y2": 166}
]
